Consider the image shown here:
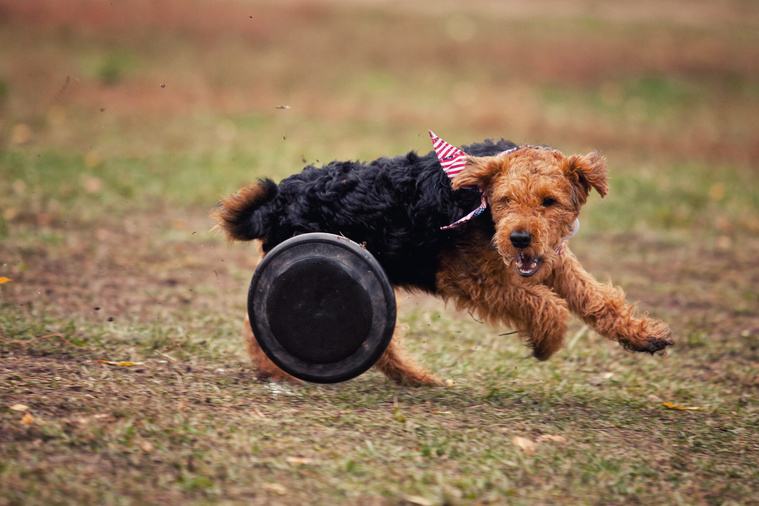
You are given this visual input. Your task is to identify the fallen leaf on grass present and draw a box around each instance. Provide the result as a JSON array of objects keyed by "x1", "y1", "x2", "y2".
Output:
[
  {"x1": 663, "y1": 402, "x2": 704, "y2": 411},
  {"x1": 285, "y1": 456, "x2": 315, "y2": 465},
  {"x1": 536, "y1": 434, "x2": 567, "y2": 444},
  {"x1": 392, "y1": 406, "x2": 406, "y2": 423},
  {"x1": 82, "y1": 175, "x2": 102, "y2": 191},
  {"x1": 155, "y1": 350, "x2": 177, "y2": 362},
  {"x1": 263, "y1": 483, "x2": 288, "y2": 495},
  {"x1": 10, "y1": 404, "x2": 29, "y2": 412},
  {"x1": 402, "y1": 495, "x2": 436, "y2": 506},
  {"x1": 0, "y1": 277, "x2": 11, "y2": 284},
  {"x1": 511, "y1": 436, "x2": 536, "y2": 455},
  {"x1": 21, "y1": 412, "x2": 35, "y2": 425},
  {"x1": 589, "y1": 372, "x2": 614, "y2": 386},
  {"x1": 66, "y1": 413, "x2": 113, "y2": 427},
  {"x1": 97, "y1": 360, "x2": 143, "y2": 367},
  {"x1": 392, "y1": 397, "x2": 406, "y2": 423},
  {"x1": 140, "y1": 442, "x2": 154, "y2": 452}
]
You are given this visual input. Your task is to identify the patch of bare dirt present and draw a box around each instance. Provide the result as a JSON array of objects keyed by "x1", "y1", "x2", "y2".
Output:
[{"x1": 0, "y1": 209, "x2": 257, "y2": 324}]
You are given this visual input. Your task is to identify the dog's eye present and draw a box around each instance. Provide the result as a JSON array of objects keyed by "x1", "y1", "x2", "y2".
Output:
[{"x1": 541, "y1": 197, "x2": 557, "y2": 207}]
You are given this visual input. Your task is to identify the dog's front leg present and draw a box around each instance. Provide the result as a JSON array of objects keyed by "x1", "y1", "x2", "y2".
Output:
[
  {"x1": 480, "y1": 282, "x2": 572, "y2": 361},
  {"x1": 437, "y1": 252, "x2": 571, "y2": 360},
  {"x1": 549, "y1": 248, "x2": 673, "y2": 354}
]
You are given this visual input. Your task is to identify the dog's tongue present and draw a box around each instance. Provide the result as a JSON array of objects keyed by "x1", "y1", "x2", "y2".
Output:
[{"x1": 515, "y1": 253, "x2": 540, "y2": 277}]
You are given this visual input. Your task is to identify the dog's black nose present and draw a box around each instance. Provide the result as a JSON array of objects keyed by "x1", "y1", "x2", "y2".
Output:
[{"x1": 510, "y1": 230, "x2": 531, "y2": 249}]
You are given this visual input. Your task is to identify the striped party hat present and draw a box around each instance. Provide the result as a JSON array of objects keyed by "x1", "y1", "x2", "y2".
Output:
[{"x1": 429, "y1": 131, "x2": 487, "y2": 230}]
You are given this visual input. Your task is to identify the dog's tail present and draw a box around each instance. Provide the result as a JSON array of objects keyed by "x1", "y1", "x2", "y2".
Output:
[{"x1": 212, "y1": 178, "x2": 278, "y2": 242}]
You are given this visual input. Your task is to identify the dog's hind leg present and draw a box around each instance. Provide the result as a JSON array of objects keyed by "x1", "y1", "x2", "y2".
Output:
[
  {"x1": 373, "y1": 325, "x2": 443, "y2": 386},
  {"x1": 243, "y1": 314, "x2": 302, "y2": 384}
]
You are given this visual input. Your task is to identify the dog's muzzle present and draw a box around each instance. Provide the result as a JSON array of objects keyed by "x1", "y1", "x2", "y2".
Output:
[
  {"x1": 509, "y1": 230, "x2": 542, "y2": 277},
  {"x1": 515, "y1": 252, "x2": 541, "y2": 277}
]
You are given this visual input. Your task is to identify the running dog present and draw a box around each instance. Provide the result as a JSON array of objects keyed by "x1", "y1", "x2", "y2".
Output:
[{"x1": 214, "y1": 133, "x2": 673, "y2": 385}]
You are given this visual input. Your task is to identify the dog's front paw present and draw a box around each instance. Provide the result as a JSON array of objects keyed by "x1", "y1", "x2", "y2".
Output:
[
  {"x1": 626, "y1": 321, "x2": 673, "y2": 355},
  {"x1": 645, "y1": 334, "x2": 674, "y2": 354}
]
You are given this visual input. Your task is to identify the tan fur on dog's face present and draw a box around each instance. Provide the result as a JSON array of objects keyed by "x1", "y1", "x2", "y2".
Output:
[{"x1": 453, "y1": 147, "x2": 609, "y2": 283}]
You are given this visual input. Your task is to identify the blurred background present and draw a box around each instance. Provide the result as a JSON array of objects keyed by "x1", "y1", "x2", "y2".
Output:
[{"x1": 2, "y1": 0, "x2": 757, "y2": 207}]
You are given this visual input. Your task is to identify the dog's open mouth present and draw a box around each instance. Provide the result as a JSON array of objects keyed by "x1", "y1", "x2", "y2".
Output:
[{"x1": 515, "y1": 253, "x2": 541, "y2": 277}]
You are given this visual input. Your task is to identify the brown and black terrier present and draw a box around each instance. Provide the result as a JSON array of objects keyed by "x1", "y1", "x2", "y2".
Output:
[{"x1": 214, "y1": 136, "x2": 673, "y2": 385}]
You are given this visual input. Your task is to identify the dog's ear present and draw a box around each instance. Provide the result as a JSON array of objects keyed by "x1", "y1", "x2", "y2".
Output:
[
  {"x1": 566, "y1": 152, "x2": 609, "y2": 205},
  {"x1": 451, "y1": 156, "x2": 502, "y2": 191}
]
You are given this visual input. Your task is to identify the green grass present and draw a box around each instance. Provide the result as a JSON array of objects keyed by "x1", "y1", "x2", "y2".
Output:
[
  {"x1": 1, "y1": 0, "x2": 758, "y2": 504},
  {"x1": 587, "y1": 160, "x2": 759, "y2": 234},
  {"x1": 2, "y1": 301, "x2": 758, "y2": 504}
]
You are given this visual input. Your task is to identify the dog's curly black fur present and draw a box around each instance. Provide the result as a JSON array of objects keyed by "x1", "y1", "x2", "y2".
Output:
[{"x1": 215, "y1": 139, "x2": 515, "y2": 291}]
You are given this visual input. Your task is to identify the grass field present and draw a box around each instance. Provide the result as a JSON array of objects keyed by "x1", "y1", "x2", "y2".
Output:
[{"x1": 1, "y1": 0, "x2": 758, "y2": 504}]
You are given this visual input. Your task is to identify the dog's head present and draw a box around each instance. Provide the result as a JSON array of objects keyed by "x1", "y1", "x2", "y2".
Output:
[{"x1": 453, "y1": 146, "x2": 608, "y2": 282}]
